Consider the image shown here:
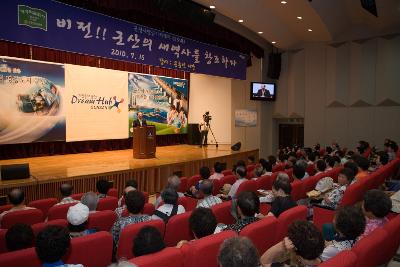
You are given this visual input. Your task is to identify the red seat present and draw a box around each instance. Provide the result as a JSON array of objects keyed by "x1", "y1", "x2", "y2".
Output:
[
  {"x1": 187, "y1": 175, "x2": 201, "y2": 189},
  {"x1": 121, "y1": 203, "x2": 155, "y2": 217},
  {"x1": 257, "y1": 174, "x2": 275, "y2": 190},
  {"x1": 87, "y1": 210, "x2": 117, "y2": 232},
  {"x1": 291, "y1": 181, "x2": 305, "y2": 201},
  {"x1": 31, "y1": 219, "x2": 68, "y2": 236},
  {"x1": 235, "y1": 180, "x2": 258, "y2": 197},
  {"x1": 284, "y1": 169, "x2": 293, "y2": 181},
  {"x1": 275, "y1": 206, "x2": 307, "y2": 243},
  {"x1": 182, "y1": 230, "x2": 237, "y2": 267},
  {"x1": 219, "y1": 175, "x2": 237, "y2": 186},
  {"x1": 65, "y1": 231, "x2": 113, "y2": 267},
  {"x1": 0, "y1": 229, "x2": 7, "y2": 254},
  {"x1": 259, "y1": 203, "x2": 271, "y2": 215},
  {"x1": 108, "y1": 188, "x2": 118, "y2": 198},
  {"x1": 129, "y1": 247, "x2": 183, "y2": 267},
  {"x1": 0, "y1": 205, "x2": 12, "y2": 214},
  {"x1": 381, "y1": 215, "x2": 400, "y2": 265},
  {"x1": 272, "y1": 164, "x2": 285, "y2": 172},
  {"x1": 352, "y1": 228, "x2": 387, "y2": 267},
  {"x1": 239, "y1": 216, "x2": 278, "y2": 255},
  {"x1": 0, "y1": 247, "x2": 41, "y2": 267},
  {"x1": 117, "y1": 220, "x2": 165, "y2": 260},
  {"x1": 318, "y1": 250, "x2": 357, "y2": 267},
  {"x1": 211, "y1": 201, "x2": 235, "y2": 225},
  {"x1": 71, "y1": 193, "x2": 84, "y2": 201},
  {"x1": 1, "y1": 209, "x2": 43, "y2": 229},
  {"x1": 211, "y1": 179, "x2": 222, "y2": 195},
  {"x1": 303, "y1": 172, "x2": 326, "y2": 193},
  {"x1": 28, "y1": 198, "x2": 58, "y2": 220},
  {"x1": 164, "y1": 211, "x2": 193, "y2": 247},
  {"x1": 184, "y1": 197, "x2": 197, "y2": 212},
  {"x1": 222, "y1": 170, "x2": 233, "y2": 176},
  {"x1": 97, "y1": 197, "x2": 118, "y2": 211},
  {"x1": 47, "y1": 202, "x2": 76, "y2": 221},
  {"x1": 178, "y1": 177, "x2": 188, "y2": 193},
  {"x1": 306, "y1": 164, "x2": 316, "y2": 176},
  {"x1": 246, "y1": 164, "x2": 256, "y2": 173}
]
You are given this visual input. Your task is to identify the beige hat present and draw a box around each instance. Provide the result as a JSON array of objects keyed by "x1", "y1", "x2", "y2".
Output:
[{"x1": 67, "y1": 203, "x2": 89, "y2": 226}]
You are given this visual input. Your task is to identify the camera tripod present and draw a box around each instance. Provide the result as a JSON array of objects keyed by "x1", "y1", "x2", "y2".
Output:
[{"x1": 205, "y1": 121, "x2": 218, "y2": 148}]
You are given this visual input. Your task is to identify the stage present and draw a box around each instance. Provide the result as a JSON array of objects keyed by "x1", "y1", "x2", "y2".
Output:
[{"x1": 0, "y1": 145, "x2": 258, "y2": 202}]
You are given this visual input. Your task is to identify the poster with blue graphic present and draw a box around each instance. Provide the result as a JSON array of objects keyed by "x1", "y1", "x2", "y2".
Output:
[
  {"x1": 128, "y1": 73, "x2": 188, "y2": 136},
  {"x1": 0, "y1": 57, "x2": 65, "y2": 144}
]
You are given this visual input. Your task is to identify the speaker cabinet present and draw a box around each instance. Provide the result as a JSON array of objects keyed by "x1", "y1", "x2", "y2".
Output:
[
  {"x1": 188, "y1": 123, "x2": 201, "y2": 145},
  {"x1": 1, "y1": 164, "x2": 30, "y2": 180}
]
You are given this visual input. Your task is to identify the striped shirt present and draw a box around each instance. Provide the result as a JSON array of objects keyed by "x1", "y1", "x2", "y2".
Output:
[
  {"x1": 197, "y1": 195, "x2": 222, "y2": 208},
  {"x1": 111, "y1": 214, "x2": 152, "y2": 245}
]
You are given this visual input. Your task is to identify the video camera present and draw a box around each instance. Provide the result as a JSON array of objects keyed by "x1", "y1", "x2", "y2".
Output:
[{"x1": 203, "y1": 111, "x2": 212, "y2": 125}]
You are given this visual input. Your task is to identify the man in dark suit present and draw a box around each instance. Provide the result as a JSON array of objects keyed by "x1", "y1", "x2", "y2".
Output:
[
  {"x1": 132, "y1": 111, "x2": 147, "y2": 127},
  {"x1": 257, "y1": 85, "x2": 271, "y2": 98}
]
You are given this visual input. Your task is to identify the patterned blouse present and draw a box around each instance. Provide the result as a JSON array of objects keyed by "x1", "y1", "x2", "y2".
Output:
[
  {"x1": 111, "y1": 214, "x2": 152, "y2": 245},
  {"x1": 321, "y1": 184, "x2": 347, "y2": 209},
  {"x1": 225, "y1": 217, "x2": 260, "y2": 233}
]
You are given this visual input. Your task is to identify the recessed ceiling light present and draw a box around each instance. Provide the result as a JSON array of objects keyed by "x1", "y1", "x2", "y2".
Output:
[
  {"x1": 308, "y1": 28, "x2": 313, "y2": 32},
  {"x1": 272, "y1": 41, "x2": 276, "y2": 44},
  {"x1": 281, "y1": 1, "x2": 287, "y2": 4},
  {"x1": 238, "y1": 19, "x2": 244, "y2": 23},
  {"x1": 258, "y1": 31, "x2": 263, "y2": 34},
  {"x1": 210, "y1": 5, "x2": 216, "y2": 9},
  {"x1": 297, "y1": 16, "x2": 302, "y2": 20}
]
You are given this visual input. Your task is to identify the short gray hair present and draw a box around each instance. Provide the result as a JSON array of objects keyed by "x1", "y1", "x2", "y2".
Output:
[
  {"x1": 218, "y1": 237, "x2": 260, "y2": 267},
  {"x1": 167, "y1": 175, "x2": 181, "y2": 191},
  {"x1": 276, "y1": 172, "x2": 290, "y2": 183},
  {"x1": 81, "y1": 191, "x2": 99, "y2": 211}
]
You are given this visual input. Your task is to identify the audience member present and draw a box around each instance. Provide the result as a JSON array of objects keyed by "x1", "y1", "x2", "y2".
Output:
[
  {"x1": 320, "y1": 168, "x2": 354, "y2": 209},
  {"x1": 384, "y1": 140, "x2": 398, "y2": 162},
  {"x1": 325, "y1": 156, "x2": 333, "y2": 171},
  {"x1": 67, "y1": 203, "x2": 96, "y2": 238},
  {"x1": 344, "y1": 161, "x2": 359, "y2": 178},
  {"x1": 152, "y1": 188, "x2": 185, "y2": 222},
  {"x1": 225, "y1": 166, "x2": 248, "y2": 199},
  {"x1": 209, "y1": 162, "x2": 224, "y2": 180},
  {"x1": 267, "y1": 155, "x2": 277, "y2": 167},
  {"x1": 320, "y1": 206, "x2": 365, "y2": 261},
  {"x1": 360, "y1": 189, "x2": 391, "y2": 239},
  {"x1": 189, "y1": 207, "x2": 218, "y2": 238},
  {"x1": 133, "y1": 226, "x2": 165, "y2": 257},
  {"x1": 196, "y1": 180, "x2": 222, "y2": 208},
  {"x1": 260, "y1": 221, "x2": 324, "y2": 266},
  {"x1": 268, "y1": 178, "x2": 297, "y2": 217},
  {"x1": 315, "y1": 159, "x2": 327, "y2": 175},
  {"x1": 35, "y1": 225, "x2": 83, "y2": 267},
  {"x1": 189, "y1": 166, "x2": 210, "y2": 197},
  {"x1": 80, "y1": 191, "x2": 99, "y2": 212},
  {"x1": 96, "y1": 179, "x2": 111, "y2": 198},
  {"x1": 112, "y1": 191, "x2": 151, "y2": 246},
  {"x1": 5, "y1": 223, "x2": 34, "y2": 252},
  {"x1": 375, "y1": 151, "x2": 389, "y2": 169},
  {"x1": 0, "y1": 189, "x2": 36, "y2": 225},
  {"x1": 292, "y1": 164, "x2": 307, "y2": 181},
  {"x1": 252, "y1": 166, "x2": 265, "y2": 179},
  {"x1": 155, "y1": 175, "x2": 184, "y2": 207},
  {"x1": 56, "y1": 184, "x2": 79, "y2": 206},
  {"x1": 118, "y1": 180, "x2": 138, "y2": 207},
  {"x1": 115, "y1": 186, "x2": 136, "y2": 218},
  {"x1": 247, "y1": 156, "x2": 256, "y2": 165},
  {"x1": 218, "y1": 236, "x2": 260, "y2": 267},
  {"x1": 353, "y1": 156, "x2": 369, "y2": 181}
]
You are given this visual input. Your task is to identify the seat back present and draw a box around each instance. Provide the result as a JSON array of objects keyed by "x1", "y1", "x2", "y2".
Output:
[
  {"x1": 0, "y1": 229, "x2": 7, "y2": 254},
  {"x1": 239, "y1": 216, "x2": 278, "y2": 254},
  {"x1": 65, "y1": 231, "x2": 113, "y2": 267},
  {"x1": 352, "y1": 228, "x2": 387, "y2": 267},
  {"x1": 117, "y1": 220, "x2": 165, "y2": 260},
  {"x1": 284, "y1": 168, "x2": 293, "y2": 181},
  {"x1": 381, "y1": 215, "x2": 400, "y2": 264},
  {"x1": 222, "y1": 170, "x2": 233, "y2": 176},
  {"x1": 220, "y1": 175, "x2": 237, "y2": 186},
  {"x1": 211, "y1": 201, "x2": 235, "y2": 225},
  {"x1": 0, "y1": 205, "x2": 12, "y2": 214},
  {"x1": 164, "y1": 211, "x2": 193, "y2": 247},
  {"x1": 272, "y1": 164, "x2": 285, "y2": 172},
  {"x1": 108, "y1": 188, "x2": 118, "y2": 198},
  {"x1": 182, "y1": 230, "x2": 237, "y2": 267},
  {"x1": 178, "y1": 177, "x2": 188, "y2": 193},
  {"x1": 28, "y1": 198, "x2": 58, "y2": 220},
  {"x1": 291, "y1": 181, "x2": 305, "y2": 201},
  {"x1": 256, "y1": 175, "x2": 274, "y2": 190},
  {"x1": 0, "y1": 247, "x2": 41, "y2": 267},
  {"x1": 318, "y1": 250, "x2": 357, "y2": 267},
  {"x1": 211, "y1": 179, "x2": 222, "y2": 195},
  {"x1": 31, "y1": 219, "x2": 68, "y2": 236},
  {"x1": 187, "y1": 175, "x2": 201, "y2": 188},
  {"x1": 121, "y1": 203, "x2": 155, "y2": 217},
  {"x1": 1, "y1": 209, "x2": 43, "y2": 229},
  {"x1": 306, "y1": 164, "x2": 316, "y2": 176},
  {"x1": 47, "y1": 202, "x2": 76, "y2": 221},
  {"x1": 275, "y1": 206, "x2": 307, "y2": 243},
  {"x1": 338, "y1": 182, "x2": 365, "y2": 208},
  {"x1": 87, "y1": 210, "x2": 117, "y2": 232},
  {"x1": 70, "y1": 192, "x2": 84, "y2": 201},
  {"x1": 235, "y1": 180, "x2": 258, "y2": 197},
  {"x1": 129, "y1": 247, "x2": 183, "y2": 267},
  {"x1": 97, "y1": 196, "x2": 118, "y2": 211},
  {"x1": 303, "y1": 172, "x2": 326, "y2": 193}
]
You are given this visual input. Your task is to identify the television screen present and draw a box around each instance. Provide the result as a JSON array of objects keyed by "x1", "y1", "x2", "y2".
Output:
[{"x1": 250, "y1": 82, "x2": 276, "y2": 101}]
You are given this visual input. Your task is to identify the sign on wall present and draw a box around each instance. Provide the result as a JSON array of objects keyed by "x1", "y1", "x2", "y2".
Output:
[
  {"x1": 235, "y1": 109, "x2": 257, "y2": 127},
  {"x1": 0, "y1": 57, "x2": 65, "y2": 144},
  {"x1": 0, "y1": 0, "x2": 248, "y2": 80}
]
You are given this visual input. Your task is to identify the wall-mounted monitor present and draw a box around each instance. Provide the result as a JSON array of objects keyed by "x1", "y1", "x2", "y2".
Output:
[{"x1": 250, "y1": 82, "x2": 276, "y2": 101}]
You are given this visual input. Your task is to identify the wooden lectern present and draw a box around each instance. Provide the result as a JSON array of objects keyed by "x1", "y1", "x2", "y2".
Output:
[{"x1": 133, "y1": 126, "x2": 156, "y2": 159}]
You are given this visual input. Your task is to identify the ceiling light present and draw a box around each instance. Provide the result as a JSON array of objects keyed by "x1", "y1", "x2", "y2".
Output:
[
  {"x1": 272, "y1": 41, "x2": 276, "y2": 44},
  {"x1": 210, "y1": 5, "x2": 215, "y2": 9},
  {"x1": 297, "y1": 16, "x2": 302, "y2": 20},
  {"x1": 308, "y1": 28, "x2": 313, "y2": 32},
  {"x1": 281, "y1": 1, "x2": 287, "y2": 4},
  {"x1": 258, "y1": 31, "x2": 263, "y2": 34},
  {"x1": 238, "y1": 19, "x2": 244, "y2": 23}
]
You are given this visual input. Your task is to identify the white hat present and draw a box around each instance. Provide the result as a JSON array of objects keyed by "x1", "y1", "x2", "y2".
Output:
[{"x1": 67, "y1": 203, "x2": 89, "y2": 226}]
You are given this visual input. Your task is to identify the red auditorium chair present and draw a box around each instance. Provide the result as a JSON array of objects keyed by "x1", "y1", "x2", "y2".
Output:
[
  {"x1": 380, "y1": 215, "x2": 400, "y2": 265},
  {"x1": 164, "y1": 212, "x2": 193, "y2": 247},
  {"x1": 284, "y1": 169, "x2": 293, "y2": 181},
  {"x1": 222, "y1": 169, "x2": 233, "y2": 176},
  {"x1": 28, "y1": 198, "x2": 58, "y2": 220},
  {"x1": 239, "y1": 216, "x2": 278, "y2": 254},
  {"x1": 129, "y1": 247, "x2": 183, "y2": 267},
  {"x1": 256, "y1": 174, "x2": 274, "y2": 190},
  {"x1": 352, "y1": 228, "x2": 388, "y2": 267},
  {"x1": 326, "y1": 166, "x2": 343, "y2": 181},
  {"x1": 0, "y1": 247, "x2": 41, "y2": 267},
  {"x1": 318, "y1": 250, "x2": 358, "y2": 267},
  {"x1": 117, "y1": 220, "x2": 165, "y2": 260},
  {"x1": 107, "y1": 188, "x2": 118, "y2": 198},
  {"x1": 184, "y1": 197, "x2": 198, "y2": 212},
  {"x1": 211, "y1": 179, "x2": 222, "y2": 195},
  {"x1": 71, "y1": 193, "x2": 84, "y2": 201},
  {"x1": 47, "y1": 202, "x2": 76, "y2": 221},
  {"x1": 1, "y1": 209, "x2": 43, "y2": 229},
  {"x1": 65, "y1": 231, "x2": 113, "y2": 267},
  {"x1": 187, "y1": 175, "x2": 201, "y2": 189},
  {"x1": 246, "y1": 164, "x2": 256, "y2": 173},
  {"x1": 31, "y1": 219, "x2": 68, "y2": 236},
  {"x1": 0, "y1": 229, "x2": 7, "y2": 254},
  {"x1": 178, "y1": 177, "x2": 188, "y2": 193},
  {"x1": 306, "y1": 164, "x2": 316, "y2": 176},
  {"x1": 235, "y1": 180, "x2": 258, "y2": 197},
  {"x1": 272, "y1": 164, "x2": 285, "y2": 172},
  {"x1": 182, "y1": 230, "x2": 237, "y2": 267},
  {"x1": 121, "y1": 203, "x2": 155, "y2": 217},
  {"x1": 259, "y1": 203, "x2": 271, "y2": 215},
  {"x1": 97, "y1": 196, "x2": 118, "y2": 211},
  {"x1": 275, "y1": 206, "x2": 307, "y2": 243},
  {"x1": 290, "y1": 181, "x2": 305, "y2": 201},
  {"x1": 219, "y1": 174, "x2": 237, "y2": 186},
  {"x1": 0, "y1": 205, "x2": 12, "y2": 214},
  {"x1": 87, "y1": 210, "x2": 116, "y2": 232},
  {"x1": 303, "y1": 172, "x2": 326, "y2": 193},
  {"x1": 211, "y1": 201, "x2": 235, "y2": 225}
]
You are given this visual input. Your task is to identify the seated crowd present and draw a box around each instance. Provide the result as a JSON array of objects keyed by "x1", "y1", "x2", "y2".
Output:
[{"x1": 0, "y1": 138, "x2": 399, "y2": 267}]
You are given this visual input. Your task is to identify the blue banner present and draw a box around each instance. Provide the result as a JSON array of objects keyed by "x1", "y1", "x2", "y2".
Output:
[{"x1": 0, "y1": 0, "x2": 248, "y2": 80}]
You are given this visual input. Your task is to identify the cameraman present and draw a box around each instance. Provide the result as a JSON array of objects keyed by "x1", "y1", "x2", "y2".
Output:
[{"x1": 199, "y1": 112, "x2": 210, "y2": 147}]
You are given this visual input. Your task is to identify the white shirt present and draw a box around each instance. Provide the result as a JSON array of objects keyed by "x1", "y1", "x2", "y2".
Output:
[
  {"x1": 199, "y1": 118, "x2": 209, "y2": 131},
  {"x1": 152, "y1": 204, "x2": 185, "y2": 220},
  {"x1": 209, "y1": 173, "x2": 224, "y2": 180},
  {"x1": 228, "y1": 178, "x2": 247, "y2": 198}
]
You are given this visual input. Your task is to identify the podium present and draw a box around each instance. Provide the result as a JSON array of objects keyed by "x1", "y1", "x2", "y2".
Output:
[{"x1": 133, "y1": 126, "x2": 156, "y2": 159}]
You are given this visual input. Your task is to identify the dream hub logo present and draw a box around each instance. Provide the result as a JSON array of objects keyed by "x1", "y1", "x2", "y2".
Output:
[
  {"x1": 109, "y1": 96, "x2": 124, "y2": 113},
  {"x1": 71, "y1": 94, "x2": 124, "y2": 112}
]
